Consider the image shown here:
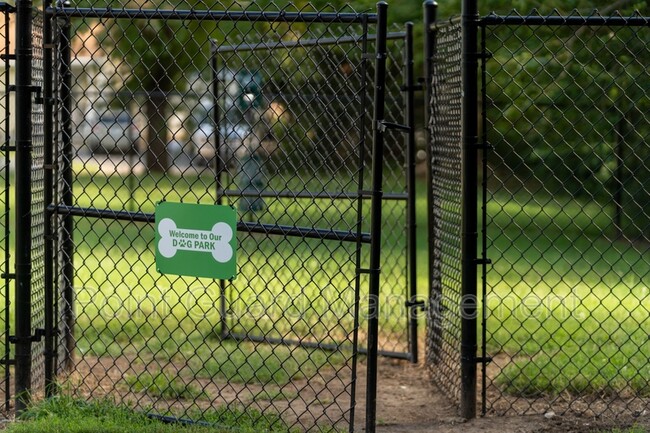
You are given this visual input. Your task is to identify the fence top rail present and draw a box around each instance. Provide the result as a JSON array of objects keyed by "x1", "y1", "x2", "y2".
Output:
[
  {"x1": 45, "y1": 6, "x2": 378, "y2": 24},
  {"x1": 212, "y1": 31, "x2": 405, "y2": 53},
  {"x1": 429, "y1": 16, "x2": 462, "y2": 31},
  {"x1": 480, "y1": 10, "x2": 650, "y2": 27}
]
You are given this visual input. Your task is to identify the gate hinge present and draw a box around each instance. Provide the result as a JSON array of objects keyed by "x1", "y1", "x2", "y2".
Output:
[
  {"x1": 478, "y1": 50, "x2": 493, "y2": 59},
  {"x1": 0, "y1": 53, "x2": 15, "y2": 61},
  {"x1": 1, "y1": 272, "x2": 15, "y2": 279},
  {"x1": 377, "y1": 120, "x2": 411, "y2": 133},
  {"x1": 357, "y1": 267, "x2": 380, "y2": 275},
  {"x1": 8, "y1": 85, "x2": 43, "y2": 104},
  {"x1": 470, "y1": 51, "x2": 492, "y2": 60},
  {"x1": 400, "y1": 84, "x2": 423, "y2": 92},
  {"x1": 9, "y1": 328, "x2": 46, "y2": 344},
  {"x1": 474, "y1": 258, "x2": 492, "y2": 265},
  {"x1": 476, "y1": 356, "x2": 493, "y2": 364},
  {"x1": 1, "y1": 357, "x2": 15, "y2": 366},
  {"x1": 405, "y1": 299, "x2": 426, "y2": 310}
]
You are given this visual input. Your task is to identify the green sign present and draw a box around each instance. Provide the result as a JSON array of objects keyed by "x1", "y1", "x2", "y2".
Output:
[{"x1": 155, "y1": 202, "x2": 237, "y2": 279}]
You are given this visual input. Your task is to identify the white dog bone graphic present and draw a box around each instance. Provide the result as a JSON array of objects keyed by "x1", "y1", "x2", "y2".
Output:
[{"x1": 158, "y1": 217, "x2": 234, "y2": 263}]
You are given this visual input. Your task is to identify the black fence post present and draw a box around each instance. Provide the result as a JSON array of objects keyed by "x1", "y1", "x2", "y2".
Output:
[
  {"x1": 460, "y1": 0, "x2": 479, "y2": 420},
  {"x1": 43, "y1": 0, "x2": 55, "y2": 397},
  {"x1": 479, "y1": 23, "x2": 489, "y2": 417},
  {"x1": 57, "y1": 0, "x2": 75, "y2": 371},
  {"x1": 365, "y1": 2, "x2": 387, "y2": 433},
  {"x1": 14, "y1": 0, "x2": 34, "y2": 413},
  {"x1": 423, "y1": 0, "x2": 440, "y2": 364},
  {"x1": 403, "y1": 21, "x2": 419, "y2": 364},
  {"x1": 2, "y1": 3, "x2": 14, "y2": 413},
  {"x1": 210, "y1": 41, "x2": 229, "y2": 341}
]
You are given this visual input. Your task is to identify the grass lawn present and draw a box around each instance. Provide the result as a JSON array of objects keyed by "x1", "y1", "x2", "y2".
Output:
[
  {"x1": 65, "y1": 164, "x2": 409, "y2": 379},
  {"x1": 0, "y1": 158, "x2": 649, "y2": 407},
  {"x1": 486, "y1": 188, "x2": 650, "y2": 397},
  {"x1": 6, "y1": 395, "x2": 290, "y2": 433},
  {"x1": 0, "y1": 161, "x2": 411, "y2": 427}
]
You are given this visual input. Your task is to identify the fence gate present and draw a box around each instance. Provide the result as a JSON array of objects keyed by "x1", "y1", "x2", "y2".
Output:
[
  {"x1": 424, "y1": 0, "x2": 480, "y2": 419},
  {"x1": 0, "y1": 1, "x2": 410, "y2": 432},
  {"x1": 210, "y1": 25, "x2": 418, "y2": 362}
]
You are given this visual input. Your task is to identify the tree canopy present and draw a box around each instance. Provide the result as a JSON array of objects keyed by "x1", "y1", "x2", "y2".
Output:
[{"x1": 71, "y1": 0, "x2": 647, "y2": 174}]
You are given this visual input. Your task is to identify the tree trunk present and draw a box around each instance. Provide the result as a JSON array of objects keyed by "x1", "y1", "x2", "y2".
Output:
[{"x1": 144, "y1": 90, "x2": 170, "y2": 172}]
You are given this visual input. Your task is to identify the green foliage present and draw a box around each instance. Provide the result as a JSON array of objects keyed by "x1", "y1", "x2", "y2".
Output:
[
  {"x1": 486, "y1": 17, "x2": 650, "y2": 238},
  {"x1": 253, "y1": 389, "x2": 299, "y2": 402},
  {"x1": 478, "y1": 0, "x2": 647, "y2": 14}
]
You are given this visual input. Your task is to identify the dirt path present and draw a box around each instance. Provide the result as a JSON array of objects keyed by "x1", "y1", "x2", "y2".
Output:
[
  {"x1": 2, "y1": 354, "x2": 649, "y2": 432},
  {"x1": 365, "y1": 357, "x2": 650, "y2": 433}
]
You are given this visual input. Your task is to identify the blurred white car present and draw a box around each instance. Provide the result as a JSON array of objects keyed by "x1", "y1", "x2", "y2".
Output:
[{"x1": 84, "y1": 111, "x2": 139, "y2": 153}]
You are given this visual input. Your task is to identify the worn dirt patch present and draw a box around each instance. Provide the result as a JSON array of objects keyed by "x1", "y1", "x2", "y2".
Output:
[
  {"x1": 1, "y1": 354, "x2": 649, "y2": 432},
  {"x1": 369, "y1": 356, "x2": 650, "y2": 432}
]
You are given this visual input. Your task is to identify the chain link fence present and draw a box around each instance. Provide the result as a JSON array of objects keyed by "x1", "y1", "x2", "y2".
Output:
[
  {"x1": 371, "y1": 30, "x2": 411, "y2": 357},
  {"x1": 208, "y1": 28, "x2": 411, "y2": 358},
  {"x1": 482, "y1": 11, "x2": 650, "y2": 417},
  {"x1": 425, "y1": 16, "x2": 463, "y2": 406},
  {"x1": 11, "y1": 0, "x2": 650, "y2": 428},
  {"x1": 0, "y1": 1, "x2": 403, "y2": 432}
]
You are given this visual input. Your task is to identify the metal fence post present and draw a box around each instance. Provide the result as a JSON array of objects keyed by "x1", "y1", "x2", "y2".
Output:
[
  {"x1": 1, "y1": 2, "x2": 15, "y2": 413},
  {"x1": 210, "y1": 44, "x2": 229, "y2": 341},
  {"x1": 14, "y1": 0, "x2": 34, "y2": 413},
  {"x1": 460, "y1": 0, "x2": 479, "y2": 420},
  {"x1": 365, "y1": 2, "x2": 387, "y2": 433},
  {"x1": 479, "y1": 23, "x2": 489, "y2": 417},
  {"x1": 403, "y1": 21, "x2": 419, "y2": 364},
  {"x1": 43, "y1": 0, "x2": 55, "y2": 397}
]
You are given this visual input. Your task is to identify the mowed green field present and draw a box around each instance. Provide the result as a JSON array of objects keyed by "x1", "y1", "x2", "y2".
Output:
[
  {"x1": 0, "y1": 163, "x2": 648, "y2": 401},
  {"x1": 486, "y1": 189, "x2": 650, "y2": 397},
  {"x1": 0, "y1": 162, "x2": 412, "y2": 407}
]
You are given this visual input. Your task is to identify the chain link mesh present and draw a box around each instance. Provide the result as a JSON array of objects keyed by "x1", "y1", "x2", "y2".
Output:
[
  {"x1": 483, "y1": 11, "x2": 650, "y2": 417},
  {"x1": 30, "y1": 9, "x2": 47, "y2": 395},
  {"x1": 425, "y1": 20, "x2": 463, "y2": 404},
  {"x1": 376, "y1": 30, "x2": 410, "y2": 356},
  {"x1": 209, "y1": 28, "x2": 410, "y2": 357},
  {"x1": 44, "y1": 2, "x2": 404, "y2": 431}
]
